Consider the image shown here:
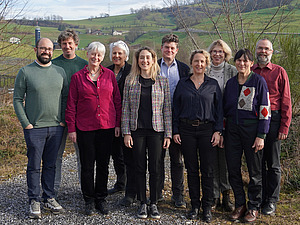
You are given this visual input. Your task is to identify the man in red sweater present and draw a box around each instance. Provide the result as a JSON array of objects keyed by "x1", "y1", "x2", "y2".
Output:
[{"x1": 252, "y1": 39, "x2": 292, "y2": 215}]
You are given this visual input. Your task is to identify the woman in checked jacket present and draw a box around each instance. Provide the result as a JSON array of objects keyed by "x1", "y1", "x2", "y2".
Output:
[{"x1": 121, "y1": 46, "x2": 172, "y2": 220}]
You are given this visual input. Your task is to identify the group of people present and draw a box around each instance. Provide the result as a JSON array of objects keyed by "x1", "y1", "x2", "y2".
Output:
[{"x1": 13, "y1": 29, "x2": 292, "y2": 224}]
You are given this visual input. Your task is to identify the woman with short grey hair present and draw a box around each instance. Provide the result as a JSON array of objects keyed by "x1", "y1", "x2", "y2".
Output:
[
  {"x1": 106, "y1": 41, "x2": 135, "y2": 206},
  {"x1": 65, "y1": 41, "x2": 121, "y2": 216}
]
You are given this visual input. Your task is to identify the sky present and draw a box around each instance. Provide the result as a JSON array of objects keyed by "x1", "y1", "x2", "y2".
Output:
[{"x1": 14, "y1": 0, "x2": 168, "y2": 20}]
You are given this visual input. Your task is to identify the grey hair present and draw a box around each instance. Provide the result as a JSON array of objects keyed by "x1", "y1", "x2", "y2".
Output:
[
  {"x1": 256, "y1": 39, "x2": 273, "y2": 50},
  {"x1": 87, "y1": 42, "x2": 106, "y2": 56},
  {"x1": 109, "y1": 40, "x2": 129, "y2": 61}
]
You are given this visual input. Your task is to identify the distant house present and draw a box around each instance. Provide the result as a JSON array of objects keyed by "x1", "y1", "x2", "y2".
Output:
[
  {"x1": 112, "y1": 31, "x2": 122, "y2": 36},
  {"x1": 9, "y1": 37, "x2": 20, "y2": 44}
]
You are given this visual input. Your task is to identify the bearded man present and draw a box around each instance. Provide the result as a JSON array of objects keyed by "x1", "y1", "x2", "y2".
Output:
[
  {"x1": 13, "y1": 38, "x2": 68, "y2": 219},
  {"x1": 252, "y1": 39, "x2": 292, "y2": 216}
]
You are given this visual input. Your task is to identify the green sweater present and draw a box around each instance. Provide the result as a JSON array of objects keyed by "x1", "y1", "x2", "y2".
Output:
[
  {"x1": 52, "y1": 54, "x2": 88, "y2": 87},
  {"x1": 13, "y1": 62, "x2": 68, "y2": 129}
]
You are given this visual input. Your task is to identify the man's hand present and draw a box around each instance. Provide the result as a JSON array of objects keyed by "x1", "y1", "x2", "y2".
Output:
[
  {"x1": 25, "y1": 124, "x2": 33, "y2": 129},
  {"x1": 278, "y1": 132, "x2": 287, "y2": 140}
]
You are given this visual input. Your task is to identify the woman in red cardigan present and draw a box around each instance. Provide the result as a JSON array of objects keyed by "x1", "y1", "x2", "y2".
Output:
[{"x1": 65, "y1": 41, "x2": 121, "y2": 216}]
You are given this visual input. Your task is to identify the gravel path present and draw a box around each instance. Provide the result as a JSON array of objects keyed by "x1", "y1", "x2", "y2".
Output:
[{"x1": 0, "y1": 153, "x2": 195, "y2": 225}]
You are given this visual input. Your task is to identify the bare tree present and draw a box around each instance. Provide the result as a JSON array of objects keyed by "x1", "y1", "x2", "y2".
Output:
[
  {"x1": 165, "y1": 0, "x2": 296, "y2": 52},
  {"x1": 0, "y1": 0, "x2": 30, "y2": 78}
]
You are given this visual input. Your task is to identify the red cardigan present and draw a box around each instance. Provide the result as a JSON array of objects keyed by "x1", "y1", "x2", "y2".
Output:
[{"x1": 65, "y1": 65, "x2": 121, "y2": 133}]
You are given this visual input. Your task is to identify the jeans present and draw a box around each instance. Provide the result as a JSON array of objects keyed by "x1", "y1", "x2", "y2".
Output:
[
  {"x1": 111, "y1": 136, "x2": 126, "y2": 190},
  {"x1": 131, "y1": 129, "x2": 164, "y2": 204},
  {"x1": 77, "y1": 128, "x2": 114, "y2": 204},
  {"x1": 180, "y1": 122, "x2": 216, "y2": 209},
  {"x1": 24, "y1": 126, "x2": 64, "y2": 203},
  {"x1": 262, "y1": 110, "x2": 282, "y2": 203},
  {"x1": 225, "y1": 120, "x2": 263, "y2": 210},
  {"x1": 54, "y1": 127, "x2": 81, "y2": 194}
]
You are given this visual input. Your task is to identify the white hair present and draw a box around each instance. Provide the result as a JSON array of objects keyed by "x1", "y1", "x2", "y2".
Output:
[
  {"x1": 87, "y1": 41, "x2": 106, "y2": 56},
  {"x1": 256, "y1": 39, "x2": 273, "y2": 50},
  {"x1": 109, "y1": 40, "x2": 129, "y2": 61}
]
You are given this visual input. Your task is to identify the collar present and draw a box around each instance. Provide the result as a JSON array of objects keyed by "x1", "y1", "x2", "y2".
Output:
[
  {"x1": 35, "y1": 60, "x2": 52, "y2": 67},
  {"x1": 252, "y1": 62, "x2": 273, "y2": 71},
  {"x1": 161, "y1": 58, "x2": 177, "y2": 67}
]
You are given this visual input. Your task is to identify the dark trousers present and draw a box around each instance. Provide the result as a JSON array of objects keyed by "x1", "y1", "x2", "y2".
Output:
[
  {"x1": 212, "y1": 146, "x2": 231, "y2": 198},
  {"x1": 131, "y1": 129, "x2": 164, "y2": 204},
  {"x1": 111, "y1": 136, "x2": 126, "y2": 189},
  {"x1": 225, "y1": 120, "x2": 263, "y2": 210},
  {"x1": 262, "y1": 111, "x2": 281, "y2": 203},
  {"x1": 24, "y1": 126, "x2": 64, "y2": 203},
  {"x1": 160, "y1": 140, "x2": 184, "y2": 198},
  {"x1": 123, "y1": 142, "x2": 136, "y2": 198},
  {"x1": 180, "y1": 122, "x2": 216, "y2": 209},
  {"x1": 77, "y1": 128, "x2": 114, "y2": 204}
]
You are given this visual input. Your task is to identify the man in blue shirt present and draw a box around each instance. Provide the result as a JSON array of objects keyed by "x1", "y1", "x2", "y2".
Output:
[{"x1": 158, "y1": 34, "x2": 190, "y2": 208}]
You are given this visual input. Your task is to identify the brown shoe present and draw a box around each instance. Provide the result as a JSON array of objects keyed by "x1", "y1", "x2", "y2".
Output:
[
  {"x1": 229, "y1": 204, "x2": 246, "y2": 221},
  {"x1": 244, "y1": 209, "x2": 258, "y2": 223}
]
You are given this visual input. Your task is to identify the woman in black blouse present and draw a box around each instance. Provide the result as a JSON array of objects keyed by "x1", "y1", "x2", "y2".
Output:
[{"x1": 173, "y1": 49, "x2": 223, "y2": 223}]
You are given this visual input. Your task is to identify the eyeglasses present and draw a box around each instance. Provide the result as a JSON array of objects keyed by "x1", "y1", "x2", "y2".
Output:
[
  {"x1": 212, "y1": 50, "x2": 224, "y2": 55},
  {"x1": 38, "y1": 47, "x2": 53, "y2": 52},
  {"x1": 256, "y1": 47, "x2": 272, "y2": 52}
]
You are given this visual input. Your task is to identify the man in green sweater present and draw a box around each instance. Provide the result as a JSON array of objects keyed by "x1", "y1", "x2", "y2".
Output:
[
  {"x1": 13, "y1": 38, "x2": 68, "y2": 219},
  {"x1": 52, "y1": 29, "x2": 88, "y2": 196}
]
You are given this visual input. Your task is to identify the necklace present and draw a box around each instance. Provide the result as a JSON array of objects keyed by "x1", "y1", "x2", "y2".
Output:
[{"x1": 88, "y1": 66, "x2": 100, "y2": 77}]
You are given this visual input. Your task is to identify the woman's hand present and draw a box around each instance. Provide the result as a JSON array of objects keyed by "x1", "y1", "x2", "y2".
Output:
[
  {"x1": 115, "y1": 127, "x2": 120, "y2": 137},
  {"x1": 69, "y1": 132, "x2": 77, "y2": 143},
  {"x1": 60, "y1": 122, "x2": 66, "y2": 127},
  {"x1": 218, "y1": 136, "x2": 224, "y2": 148},
  {"x1": 252, "y1": 137, "x2": 264, "y2": 153},
  {"x1": 124, "y1": 134, "x2": 133, "y2": 148},
  {"x1": 173, "y1": 134, "x2": 181, "y2": 145},
  {"x1": 163, "y1": 137, "x2": 171, "y2": 149},
  {"x1": 211, "y1": 132, "x2": 221, "y2": 147}
]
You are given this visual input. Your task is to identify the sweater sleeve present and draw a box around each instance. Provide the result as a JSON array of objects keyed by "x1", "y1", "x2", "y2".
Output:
[
  {"x1": 257, "y1": 76, "x2": 271, "y2": 138},
  {"x1": 214, "y1": 82, "x2": 223, "y2": 133},
  {"x1": 60, "y1": 70, "x2": 68, "y2": 125},
  {"x1": 13, "y1": 68, "x2": 30, "y2": 128}
]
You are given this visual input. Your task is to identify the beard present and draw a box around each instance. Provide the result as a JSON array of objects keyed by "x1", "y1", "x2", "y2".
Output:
[
  {"x1": 37, "y1": 52, "x2": 52, "y2": 64},
  {"x1": 256, "y1": 53, "x2": 272, "y2": 65}
]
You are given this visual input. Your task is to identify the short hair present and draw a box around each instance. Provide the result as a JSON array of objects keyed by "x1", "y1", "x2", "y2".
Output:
[
  {"x1": 35, "y1": 38, "x2": 53, "y2": 48},
  {"x1": 234, "y1": 49, "x2": 254, "y2": 62},
  {"x1": 128, "y1": 46, "x2": 160, "y2": 84},
  {"x1": 207, "y1": 39, "x2": 232, "y2": 62},
  {"x1": 161, "y1": 34, "x2": 179, "y2": 46},
  {"x1": 87, "y1": 42, "x2": 106, "y2": 56},
  {"x1": 109, "y1": 40, "x2": 130, "y2": 61},
  {"x1": 190, "y1": 49, "x2": 211, "y2": 67},
  {"x1": 256, "y1": 38, "x2": 273, "y2": 50},
  {"x1": 57, "y1": 29, "x2": 79, "y2": 46}
]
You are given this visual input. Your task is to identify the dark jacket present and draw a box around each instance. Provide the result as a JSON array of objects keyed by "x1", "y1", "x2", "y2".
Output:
[
  {"x1": 107, "y1": 61, "x2": 132, "y2": 100},
  {"x1": 157, "y1": 58, "x2": 190, "y2": 79}
]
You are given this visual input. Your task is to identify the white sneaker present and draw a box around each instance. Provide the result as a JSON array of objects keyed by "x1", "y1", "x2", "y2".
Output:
[
  {"x1": 44, "y1": 198, "x2": 64, "y2": 214},
  {"x1": 29, "y1": 200, "x2": 41, "y2": 219}
]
